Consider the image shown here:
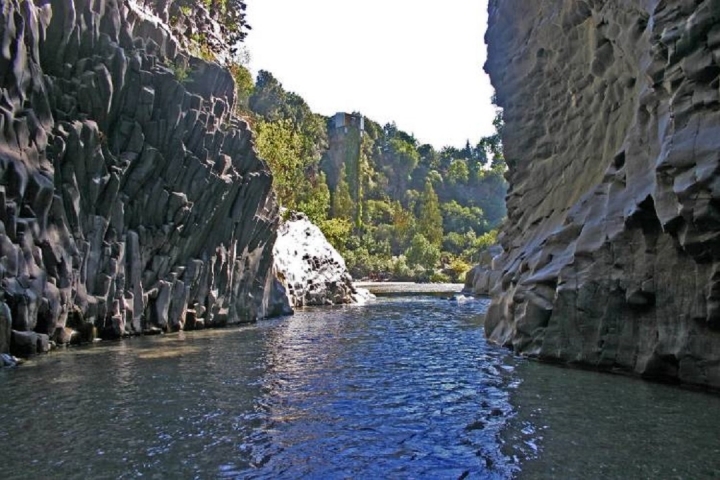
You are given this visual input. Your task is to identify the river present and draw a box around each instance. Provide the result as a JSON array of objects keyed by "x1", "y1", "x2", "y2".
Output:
[{"x1": 1, "y1": 289, "x2": 719, "y2": 479}]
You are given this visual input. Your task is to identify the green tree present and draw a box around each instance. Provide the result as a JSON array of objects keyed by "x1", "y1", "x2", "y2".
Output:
[
  {"x1": 417, "y1": 180, "x2": 443, "y2": 246},
  {"x1": 227, "y1": 62, "x2": 254, "y2": 115},
  {"x1": 249, "y1": 70, "x2": 287, "y2": 121},
  {"x1": 405, "y1": 233, "x2": 441, "y2": 270},
  {"x1": 383, "y1": 137, "x2": 419, "y2": 200},
  {"x1": 441, "y1": 200, "x2": 486, "y2": 235},
  {"x1": 446, "y1": 257, "x2": 472, "y2": 283},
  {"x1": 390, "y1": 200, "x2": 416, "y2": 254},
  {"x1": 172, "y1": 0, "x2": 250, "y2": 58},
  {"x1": 332, "y1": 170, "x2": 354, "y2": 221},
  {"x1": 319, "y1": 218, "x2": 352, "y2": 252},
  {"x1": 477, "y1": 109, "x2": 505, "y2": 169},
  {"x1": 255, "y1": 119, "x2": 303, "y2": 208},
  {"x1": 447, "y1": 159, "x2": 470, "y2": 184},
  {"x1": 297, "y1": 172, "x2": 330, "y2": 224}
]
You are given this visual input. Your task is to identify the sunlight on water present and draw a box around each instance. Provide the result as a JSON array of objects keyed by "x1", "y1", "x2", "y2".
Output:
[{"x1": 1, "y1": 295, "x2": 719, "y2": 479}]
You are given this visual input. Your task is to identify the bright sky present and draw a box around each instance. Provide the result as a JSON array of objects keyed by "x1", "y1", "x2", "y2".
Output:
[{"x1": 245, "y1": 0, "x2": 496, "y2": 150}]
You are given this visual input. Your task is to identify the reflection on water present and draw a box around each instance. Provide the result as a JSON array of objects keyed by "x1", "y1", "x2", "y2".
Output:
[
  {"x1": 253, "y1": 297, "x2": 516, "y2": 479},
  {"x1": 1, "y1": 295, "x2": 720, "y2": 479},
  {"x1": 0, "y1": 296, "x2": 517, "y2": 479}
]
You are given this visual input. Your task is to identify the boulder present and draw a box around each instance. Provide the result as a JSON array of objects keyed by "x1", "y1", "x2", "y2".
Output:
[
  {"x1": 0, "y1": 354, "x2": 19, "y2": 367},
  {"x1": 273, "y1": 211, "x2": 368, "y2": 308},
  {"x1": 9, "y1": 330, "x2": 50, "y2": 356}
]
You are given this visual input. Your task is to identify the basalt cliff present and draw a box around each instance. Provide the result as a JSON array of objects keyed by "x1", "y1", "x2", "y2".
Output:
[
  {"x1": 482, "y1": 0, "x2": 720, "y2": 388},
  {"x1": 0, "y1": 0, "x2": 290, "y2": 356}
]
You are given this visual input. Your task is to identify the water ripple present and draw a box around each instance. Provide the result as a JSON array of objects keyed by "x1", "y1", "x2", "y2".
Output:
[{"x1": 0, "y1": 295, "x2": 518, "y2": 479}]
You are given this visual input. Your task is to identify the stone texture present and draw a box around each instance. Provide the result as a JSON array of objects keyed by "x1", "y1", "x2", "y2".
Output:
[
  {"x1": 0, "y1": 0, "x2": 289, "y2": 353},
  {"x1": 463, "y1": 245, "x2": 503, "y2": 296},
  {"x1": 482, "y1": 0, "x2": 720, "y2": 388},
  {"x1": 273, "y1": 211, "x2": 369, "y2": 309},
  {"x1": 0, "y1": 301, "x2": 11, "y2": 353}
]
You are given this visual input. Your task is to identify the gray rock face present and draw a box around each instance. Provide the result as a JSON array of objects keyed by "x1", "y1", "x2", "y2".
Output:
[
  {"x1": 273, "y1": 212, "x2": 367, "y2": 308},
  {"x1": 463, "y1": 245, "x2": 503, "y2": 296},
  {"x1": 483, "y1": 1, "x2": 720, "y2": 387},
  {"x1": 0, "y1": 0, "x2": 286, "y2": 354}
]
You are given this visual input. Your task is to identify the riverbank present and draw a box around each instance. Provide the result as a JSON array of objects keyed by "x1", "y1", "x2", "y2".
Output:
[{"x1": 354, "y1": 282, "x2": 465, "y2": 295}]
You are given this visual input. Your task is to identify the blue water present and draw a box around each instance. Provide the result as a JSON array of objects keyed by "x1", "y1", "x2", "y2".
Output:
[
  {"x1": 2, "y1": 294, "x2": 720, "y2": 479},
  {"x1": 0, "y1": 296, "x2": 518, "y2": 479}
]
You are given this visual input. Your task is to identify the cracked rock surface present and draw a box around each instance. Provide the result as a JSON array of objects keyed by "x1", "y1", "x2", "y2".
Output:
[
  {"x1": 273, "y1": 212, "x2": 367, "y2": 309},
  {"x1": 0, "y1": 0, "x2": 287, "y2": 355},
  {"x1": 482, "y1": 0, "x2": 720, "y2": 387}
]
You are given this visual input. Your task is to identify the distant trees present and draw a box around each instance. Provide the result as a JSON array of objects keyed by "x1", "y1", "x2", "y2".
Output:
[
  {"x1": 241, "y1": 68, "x2": 506, "y2": 281},
  {"x1": 331, "y1": 171, "x2": 354, "y2": 221},
  {"x1": 254, "y1": 119, "x2": 305, "y2": 209},
  {"x1": 406, "y1": 233, "x2": 441, "y2": 270},
  {"x1": 417, "y1": 181, "x2": 443, "y2": 247}
]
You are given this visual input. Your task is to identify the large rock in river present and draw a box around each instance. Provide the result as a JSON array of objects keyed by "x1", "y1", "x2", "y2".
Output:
[
  {"x1": 482, "y1": 1, "x2": 720, "y2": 387},
  {"x1": 0, "y1": 0, "x2": 287, "y2": 353},
  {"x1": 273, "y1": 212, "x2": 368, "y2": 308}
]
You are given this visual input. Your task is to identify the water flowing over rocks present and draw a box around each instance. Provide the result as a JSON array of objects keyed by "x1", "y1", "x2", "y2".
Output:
[
  {"x1": 273, "y1": 211, "x2": 370, "y2": 309},
  {"x1": 0, "y1": 0, "x2": 288, "y2": 357},
  {"x1": 482, "y1": 0, "x2": 720, "y2": 388}
]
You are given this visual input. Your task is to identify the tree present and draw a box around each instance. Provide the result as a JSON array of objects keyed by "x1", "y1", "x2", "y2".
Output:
[
  {"x1": 382, "y1": 137, "x2": 419, "y2": 200},
  {"x1": 254, "y1": 119, "x2": 303, "y2": 208},
  {"x1": 227, "y1": 62, "x2": 254, "y2": 115},
  {"x1": 249, "y1": 70, "x2": 286, "y2": 121},
  {"x1": 441, "y1": 200, "x2": 486, "y2": 235},
  {"x1": 172, "y1": 0, "x2": 250, "y2": 58},
  {"x1": 477, "y1": 109, "x2": 506, "y2": 169},
  {"x1": 319, "y1": 218, "x2": 352, "y2": 252},
  {"x1": 390, "y1": 200, "x2": 415, "y2": 255},
  {"x1": 332, "y1": 170, "x2": 354, "y2": 221},
  {"x1": 447, "y1": 159, "x2": 470, "y2": 184},
  {"x1": 417, "y1": 180, "x2": 443, "y2": 247},
  {"x1": 297, "y1": 172, "x2": 330, "y2": 224},
  {"x1": 405, "y1": 233, "x2": 441, "y2": 270}
]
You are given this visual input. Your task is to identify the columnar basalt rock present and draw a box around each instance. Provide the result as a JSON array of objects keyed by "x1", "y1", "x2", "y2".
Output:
[
  {"x1": 0, "y1": 0, "x2": 287, "y2": 355},
  {"x1": 483, "y1": 0, "x2": 720, "y2": 388}
]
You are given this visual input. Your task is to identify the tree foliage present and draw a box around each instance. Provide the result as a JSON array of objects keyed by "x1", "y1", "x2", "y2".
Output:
[
  {"x1": 405, "y1": 234, "x2": 441, "y2": 270},
  {"x1": 172, "y1": 0, "x2": 250, "y2": 58},
  {"x1": 417, "y1": 181, "x2": 443, "y2": 247},
  {"x1": 245, "y1": 68, "x2": 506, "y2": 281}
]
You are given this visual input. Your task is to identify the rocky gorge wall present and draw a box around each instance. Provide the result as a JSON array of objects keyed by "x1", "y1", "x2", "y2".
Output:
[
  {"x1": 482, "y1": 0, "x2": 720, "y2": 388},
  {"x1": 0, "y1": 0, "x2": 287, "y2": 356}
]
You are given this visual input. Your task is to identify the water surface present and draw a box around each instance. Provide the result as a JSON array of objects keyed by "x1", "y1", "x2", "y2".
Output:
[
  {"x1": 0, "y1": 296, "x2": 516, "y2": 479},
  {"x1": 2, "y1": 293, "x2": 720, "y2": 479}
]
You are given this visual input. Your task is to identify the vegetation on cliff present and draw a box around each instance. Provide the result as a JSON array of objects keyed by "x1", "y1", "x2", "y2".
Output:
[{"x1": 236, "y1": 69, "x2": 506, "y2": 282}]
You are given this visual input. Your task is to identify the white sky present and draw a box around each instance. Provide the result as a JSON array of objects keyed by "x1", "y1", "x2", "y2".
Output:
[{"x1": 245, "y1": 0, "x2": 496, "y2": 149}]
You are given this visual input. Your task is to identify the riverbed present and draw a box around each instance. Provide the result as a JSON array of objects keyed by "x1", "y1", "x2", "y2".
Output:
[{"x1": 1, "y1": 290, "x2": 719, "y2": 479}]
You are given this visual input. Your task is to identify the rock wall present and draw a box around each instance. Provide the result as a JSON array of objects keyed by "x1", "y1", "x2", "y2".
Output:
[
  {"x1": 463, "y1": 245, "x2": 503, "y2": 295},
  {"x1": 0, "y1": 0, "x2": 285, "y2": 354},
  {"x1": 273, "y1": 211, "x2": 370, "y2": 309},
  {"x1": 483, "y1": 0, "x2": 720, "y2": 388}
]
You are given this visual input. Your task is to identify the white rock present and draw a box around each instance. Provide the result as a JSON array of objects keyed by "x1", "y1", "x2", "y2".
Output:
[{"x1": 273, "y1": 211, "x2": 370, "y2": 308}]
